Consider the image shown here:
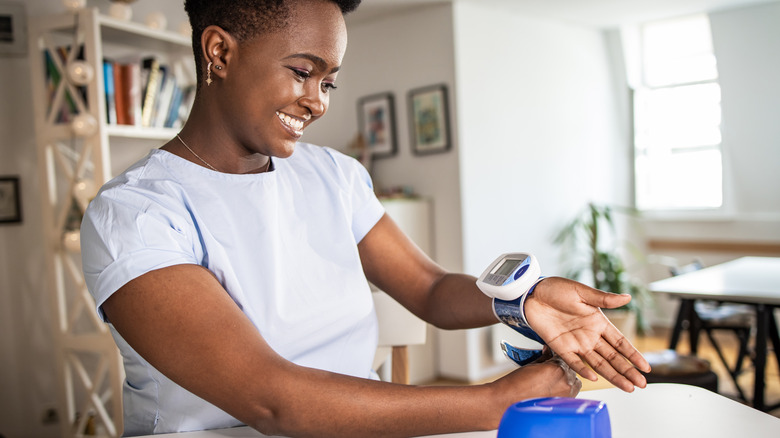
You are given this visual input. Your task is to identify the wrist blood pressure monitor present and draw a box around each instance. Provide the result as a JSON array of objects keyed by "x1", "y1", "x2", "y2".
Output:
[
  {"x1": 477, "y1": 253, "x2": 546, "y2": 366},
  {"x1": 476, "y1": 253, "x2": 541, "y2": 301}
]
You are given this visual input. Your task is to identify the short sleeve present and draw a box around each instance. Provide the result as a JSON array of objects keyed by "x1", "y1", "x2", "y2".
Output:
[
  {"x1": 81, "y1": 184, "x2": 202, "y2": 322},
  {"x1": 324, "y1": 148, "x2": 384, "y2": 243}
]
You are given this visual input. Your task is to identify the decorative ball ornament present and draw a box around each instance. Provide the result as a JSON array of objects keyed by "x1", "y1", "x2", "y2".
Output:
[
  {"x1": 109, "y1": 3, "x2": 133, "y2": 21},
  {"x1": 145, "y1": 12, "x2": 168, "y2": 30},
  {"x1": 178, "y1": 21, "x2": 192, "y2": 38},
  {"x1": 71, "y1": 113, "x2": 98, "y2": 137},
  {"x1": 67, "y1": 61, "x2": 95, "y2": 86},
  {"x1": 62, "y1": 230, "x2": 82, "y2": 253},
  {"x1": 62, "y1": 0, "x2": 87, "y2": 11},
  {"x1": 72, "y1": 179, "x2": 97, "y2": 212}
]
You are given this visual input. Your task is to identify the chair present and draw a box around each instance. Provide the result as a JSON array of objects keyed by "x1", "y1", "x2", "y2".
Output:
[
  {"x1": 640, "y1": 350, "x2": 719, "y2": 393},
  {"x1": 666, "y1": 260, "x2": 754, "y2": 401},
  {"x1": 371, "y1": 289, "x2": 427, "y2": 384}
]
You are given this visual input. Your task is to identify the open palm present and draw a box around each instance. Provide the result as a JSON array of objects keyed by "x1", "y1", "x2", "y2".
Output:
[{"x1": 525, "y1": 277, "x2": 651, "y2": 392}]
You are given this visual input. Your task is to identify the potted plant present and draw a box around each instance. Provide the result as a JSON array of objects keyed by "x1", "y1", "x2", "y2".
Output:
[{"x1": 553, "y1": 203, "x2": 651, "y2": 338}]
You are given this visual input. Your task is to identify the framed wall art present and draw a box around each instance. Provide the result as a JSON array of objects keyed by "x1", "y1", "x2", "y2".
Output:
[
  {"x1": 408, "y1": 84, "x2": 450, "y2": 155},
  {"x1": 0, "y1": 176, "x2": 21, "y2": 223},
  {"x1": 357, "y1": 92, "x2": 397, "y2": 159}
]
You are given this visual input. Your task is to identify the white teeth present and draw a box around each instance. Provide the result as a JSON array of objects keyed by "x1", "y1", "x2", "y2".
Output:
[{"x1": 276, "y1": 111, "x2": 304, "y2": 132}]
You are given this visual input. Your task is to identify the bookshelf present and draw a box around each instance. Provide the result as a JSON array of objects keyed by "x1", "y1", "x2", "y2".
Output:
[{"x1": 27, "y1": 7, "x2": 193, "y2": 438}]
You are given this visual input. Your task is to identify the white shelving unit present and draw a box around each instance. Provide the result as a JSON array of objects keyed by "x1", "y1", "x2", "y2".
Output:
[{"x1": 27, "y1": 8, "x2": 192, "y2": 438}]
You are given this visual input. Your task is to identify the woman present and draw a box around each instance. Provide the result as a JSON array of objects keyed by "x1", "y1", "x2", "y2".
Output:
[{"x1": 81, "y1": 0, "x2": 650, "y2": 436}]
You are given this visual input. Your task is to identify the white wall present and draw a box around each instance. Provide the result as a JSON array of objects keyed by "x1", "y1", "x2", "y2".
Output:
[
  {"x1": 439, "y1": 2, "x2": 630, "y2": 381},
  {"x1": 712, "y1": 2, "x2": 780, "y2": 217},
  {"x1": 453, "y1": 3, "x2": 630, "y2": 277},
  {"x1": 0, "y1": 49, "x2": 54, "y2": 438}
]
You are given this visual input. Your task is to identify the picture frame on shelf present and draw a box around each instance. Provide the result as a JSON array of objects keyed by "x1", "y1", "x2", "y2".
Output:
[
  {"x1": 408, "y1": 84, "x2": 450, "y2": 155},
  {"x1": 357, "y1": 92, "x2": 397, "y2": 159},
  {"x1": 0, "y1": 176, "x2": 21, "y2": 223},
  {"x1": 0, "y1": 2, "x2": 27, "y2": 56}
]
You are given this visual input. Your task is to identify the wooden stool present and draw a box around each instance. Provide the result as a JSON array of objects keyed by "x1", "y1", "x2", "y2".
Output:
[{"x1": 641, "y1": 350, "x2": 719, "y2": 393}]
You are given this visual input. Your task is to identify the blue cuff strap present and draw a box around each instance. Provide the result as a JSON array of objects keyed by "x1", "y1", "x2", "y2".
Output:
[{"x1": 493, "y1": 277, "x2": 546, "y2": 345}]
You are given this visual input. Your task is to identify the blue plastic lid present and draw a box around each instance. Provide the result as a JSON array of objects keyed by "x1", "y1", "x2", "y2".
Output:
[{"x1": 497, "y1": 397, "x2": 611, "y2": 438}]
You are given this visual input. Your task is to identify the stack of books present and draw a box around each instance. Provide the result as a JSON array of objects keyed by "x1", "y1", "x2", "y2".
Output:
[{"x1": 103, "y1": 56, "x2": 195, "y2": 129}]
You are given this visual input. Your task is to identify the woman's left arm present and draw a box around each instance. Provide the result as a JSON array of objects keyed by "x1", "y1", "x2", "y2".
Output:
[
  {"x1": 358, "y1": 214, "x2": 651, "y2": 391},
  {"x1": 358, "y1": 213, "x2": 496, "y2": 330}
]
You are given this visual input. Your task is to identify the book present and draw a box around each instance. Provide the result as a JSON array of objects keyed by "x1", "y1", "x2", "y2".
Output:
[
  {"x1": 151, "y1": 65, "x2": 169, "y2": 127},
  {"x1": 140, "y1": 57, "x2": 161, "y2": 127},
  {"x1": 125, "y1": 62, "x2": 142, "y2": 126},
  {"x1": 154, "y1": 75, "x2": 176, "y2": 128},
  {"x1": 113, "y1": 61, "x2": 128, "y2": 125},
  {"x1": 103, "y1": 59, "x2": 117, "y2": 125},
  {"x1": 164, "y1": 83, "x2": 183, "y2": 128},
  {"x1": 113, "y1": 59, "x2": 142, "y2": 126},
  {"x1": 175, "y1": 84, "x2": 196, "y2": 128}
]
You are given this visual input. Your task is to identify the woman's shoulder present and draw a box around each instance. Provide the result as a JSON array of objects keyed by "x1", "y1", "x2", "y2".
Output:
[{"x1": 92, "y1": 150, "x2": 188, "y2": 211}]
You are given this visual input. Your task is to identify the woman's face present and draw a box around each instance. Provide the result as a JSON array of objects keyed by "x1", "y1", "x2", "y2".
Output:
[{"x1": 218, "y1": 1, "x2": 347, "y2": 159}]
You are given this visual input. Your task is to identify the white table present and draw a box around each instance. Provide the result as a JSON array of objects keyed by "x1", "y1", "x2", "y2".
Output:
[
  {"x1": 649, "y1": 256, "x2": 780, "y2": 411},
  {"x1": 141, "y1": 384, "x2": 780, "y2": 438}
]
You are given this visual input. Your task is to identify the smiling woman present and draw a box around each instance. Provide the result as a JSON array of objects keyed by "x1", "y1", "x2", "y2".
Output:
[{"x1": 79, "y1": 1, "x2": 650, "y2": 437}]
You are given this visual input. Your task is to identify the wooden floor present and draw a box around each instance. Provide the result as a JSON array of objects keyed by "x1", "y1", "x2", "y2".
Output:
[{"x1": 428, "y1": 327, "x2": 780, "y2": 418}]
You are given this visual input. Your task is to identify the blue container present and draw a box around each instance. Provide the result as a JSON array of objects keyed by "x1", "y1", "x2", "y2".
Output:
[{"x1": 497, "y1": 397, "x2": 611, "y2": 438}]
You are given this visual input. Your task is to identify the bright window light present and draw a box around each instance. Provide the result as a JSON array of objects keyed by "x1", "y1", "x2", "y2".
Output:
[{"x1": 632, "y1": 14, "x2": 723, "y2": 211}]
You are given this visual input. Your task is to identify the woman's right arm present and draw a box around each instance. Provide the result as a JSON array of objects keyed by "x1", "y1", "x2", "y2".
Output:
[{"x1": 103, "y1": 263, "x2": 580, "y2": 438}]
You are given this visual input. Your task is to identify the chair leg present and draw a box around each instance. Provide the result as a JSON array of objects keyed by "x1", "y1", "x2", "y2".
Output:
[
  {"x1": 391, "y1": 346, "x2": 410, "y2": 385},
  {"x1": 769, "y1": 310, "x2": 780, "y2": 376},
  {"x1": 705, "y1": 329, "x2": 748, "y2": 402},
  {"x1": 689, "y1": 310, "x2": 704, "y2": 355}
]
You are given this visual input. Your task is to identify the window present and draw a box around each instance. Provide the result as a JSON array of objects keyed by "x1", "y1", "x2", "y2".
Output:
[{"x1": 630, "y1": 15, "x2": 723, "y2": 211}]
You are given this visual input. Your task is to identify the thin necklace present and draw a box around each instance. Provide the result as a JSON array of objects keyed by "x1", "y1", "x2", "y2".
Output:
[
  {"x1": 176, "y1": 134, "x2": 219, "y2": 172},
  {"x1": 175, "y1": 134, "x2": 272, "y2": 173}
]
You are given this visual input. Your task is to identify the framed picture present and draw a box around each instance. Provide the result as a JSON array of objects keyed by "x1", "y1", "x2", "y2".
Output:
[
  {"x1": 0, "y1": 2, "x2": 27, "y2": 56},
  {"x1": 408, "y1": 84, "x2": 450, "y2": 155},
  {"x1": 0, "y1": 176, "x2": 21, "y2": 223},
  {"x1": 358, "y1": 92, "x2": 397, "y2": 159}
]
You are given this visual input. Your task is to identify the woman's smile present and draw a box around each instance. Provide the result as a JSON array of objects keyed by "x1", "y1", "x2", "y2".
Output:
[{"x1": 276, "y1": 111, "x2": 305, "y2": 137}]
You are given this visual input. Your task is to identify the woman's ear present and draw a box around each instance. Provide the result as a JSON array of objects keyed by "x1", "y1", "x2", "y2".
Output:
[{"x1": 200, "y1": 25, "x2": 236, "y2": 83}]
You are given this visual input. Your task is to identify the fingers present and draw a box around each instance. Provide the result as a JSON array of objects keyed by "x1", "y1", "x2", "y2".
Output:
[
  {"x1": 557, "y1": 338, "x2": 648, "y2": 393},
  {"x1": 602, "y1": 325, "x2": 652, "y2": 373},
  {"x1": 578, "y1": 284, "x2": 633, "y2": 310},
  {"x1": 557, "y1": 351, "x2": 598, "y2": 383},
  {"x1": 592, "y1": 340, "x2": 648, "y2": 391}
]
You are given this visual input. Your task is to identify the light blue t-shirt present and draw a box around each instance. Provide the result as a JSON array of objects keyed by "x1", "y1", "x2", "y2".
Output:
[{"x1": 81, "y1": 143, "x2": 385, "y2": 436}]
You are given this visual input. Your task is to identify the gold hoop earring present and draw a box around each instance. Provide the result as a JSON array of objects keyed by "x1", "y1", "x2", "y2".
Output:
[{"x1": 206, "y1": 61, "x2": 213, "y2": 86}]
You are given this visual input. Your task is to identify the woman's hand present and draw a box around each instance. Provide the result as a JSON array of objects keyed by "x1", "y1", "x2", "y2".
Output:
[{"x1": 524, "y1": 277, "x2": 652, "y2": 392}]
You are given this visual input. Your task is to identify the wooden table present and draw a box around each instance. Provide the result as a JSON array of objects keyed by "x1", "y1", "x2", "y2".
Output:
[
  {"x1": 138, "y1": 384, "x2": 780, "y2": 438},
  {"x1": 649, "y1": 256, "x2": 780, "y2": 411}
]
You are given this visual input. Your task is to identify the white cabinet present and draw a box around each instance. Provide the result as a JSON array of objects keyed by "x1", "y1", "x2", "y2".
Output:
[
  {"x1": 377, "y1": 198, "x2": 437, "y2": 384},
  {"x1": 27, "y1": 8, "x2": 192, "y2": 437}
]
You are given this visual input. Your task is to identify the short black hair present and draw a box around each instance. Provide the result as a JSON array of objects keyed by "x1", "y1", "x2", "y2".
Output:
[{"x1": 184, "y1": 0, "x2": 361, "y2": 86}]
